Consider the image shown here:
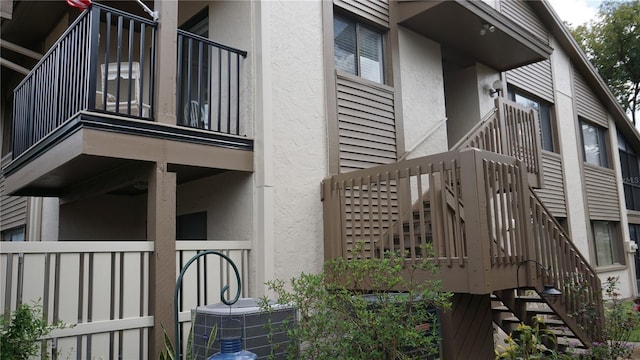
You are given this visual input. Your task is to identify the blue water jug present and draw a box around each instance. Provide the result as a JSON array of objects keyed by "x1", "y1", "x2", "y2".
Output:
[{"x1": 208, "y1": 337, "x2": 257, "y2": 360}]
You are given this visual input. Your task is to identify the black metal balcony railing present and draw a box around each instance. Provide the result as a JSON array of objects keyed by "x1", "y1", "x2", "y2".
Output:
[
  {"x1": 177, "y1": 30, "x2": 247, "y2": 136},
  {"x1": 11, "y1": 4, "x2": 157, "y2": 159}
]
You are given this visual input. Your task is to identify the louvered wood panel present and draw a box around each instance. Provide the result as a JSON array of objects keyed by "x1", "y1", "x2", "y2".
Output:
[
  {"x1": 500, "y1": 0, "x2": 549, "y2": 44},
  {"x1": 506, "y1": 60, "x2": 554, "y2": 103},
  {"x1": 574, "y1": 73, "x2": 608, "y2": 127},
  {"x1": 337, "y1": 74, "x2": 397, "y2": 173},
  {"x1": 584, "y1": 165, "x2": 620, "y2": 221},
  {"x1": 534, "y1": 152, "x2": 566, "y2": 216},
  {"x1": 0, "y1": 156, "x2": 28, "y2": 232},
  {"x1": 441, "y1": 293, "x2": 494, "y2": 359},
  {"x1": 334, "y1": 0, "x2": 389, "y2": 28}
]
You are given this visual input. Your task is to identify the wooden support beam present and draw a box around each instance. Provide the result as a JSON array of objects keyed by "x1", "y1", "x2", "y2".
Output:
[
  {"x1": 147, "y1": 162, "x2": 176, "y2": 359},
  {"x1": 0, "y1": 57, "x2": 30, "y2": 75},
  {"x1": 0, "y1": 40, "x2": 42, "y2": 60}
]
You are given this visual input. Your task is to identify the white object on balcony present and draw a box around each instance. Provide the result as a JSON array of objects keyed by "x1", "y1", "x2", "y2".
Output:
[
  {"x1": 183, "y1": 100, "x2": 210, "y2": 129},
  {"x1": 99, "y1": 62, "x2": 150, "y2": 117}
]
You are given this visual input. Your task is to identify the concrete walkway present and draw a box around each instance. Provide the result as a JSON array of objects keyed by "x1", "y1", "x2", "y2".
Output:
[{"x1": 632, "y1": 343, "x2": 640, "y2": 359}]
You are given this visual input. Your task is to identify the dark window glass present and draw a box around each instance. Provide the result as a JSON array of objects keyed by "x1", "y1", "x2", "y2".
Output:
[
  {"x1": 176, "y1": 211, "x2": 207, "y2": 240},
  {"x1": 1, "y1": 226, "x2": 25, "y2": 241},
  {"x1": 618, "y1": 131, "x2": 640, "y2": 210}
]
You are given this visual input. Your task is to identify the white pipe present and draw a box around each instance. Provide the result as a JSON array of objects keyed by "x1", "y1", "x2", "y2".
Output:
[{"x1": 135, "y1": 0, "x2": 158, "y2": 21}]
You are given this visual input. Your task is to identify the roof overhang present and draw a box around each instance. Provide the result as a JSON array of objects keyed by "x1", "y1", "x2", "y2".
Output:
[{"x1": 398, "y1": 0, "x2": 553, "y2": 71}]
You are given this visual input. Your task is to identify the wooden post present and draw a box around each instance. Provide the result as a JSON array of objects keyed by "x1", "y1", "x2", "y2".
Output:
[
  {"x1": 153, "y1": 0, "x2": 177, "y2": 126},
  {"x1": 458, "y1": 148, "x2": 492, "y2": 294},
  {"x1": 147, "y1": 162, "x2": 176, "y2": 358}
]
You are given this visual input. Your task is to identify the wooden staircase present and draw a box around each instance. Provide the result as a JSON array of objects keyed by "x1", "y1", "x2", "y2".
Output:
[
  {"x1": 321, "y1": 98, "x2": 605, "y2": 355},
  {"x1": 492, "y1": 291, "x2": 587, "y2": 353}
]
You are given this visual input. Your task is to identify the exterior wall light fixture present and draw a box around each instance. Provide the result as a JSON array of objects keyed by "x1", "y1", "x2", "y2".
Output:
[
  {"x1": 516, "y1": 259, "x2": 562, "y2": 296},
  {"x1": 480, "y1": 23, "x2": 496, "y2": 36},
  {"x1": 489, "y1": 79, "x2": 503, "y2": 97}
]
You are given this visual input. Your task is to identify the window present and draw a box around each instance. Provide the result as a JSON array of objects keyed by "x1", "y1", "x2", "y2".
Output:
[
  {"x1": 580, "y1": 119, "x2": 608, "y2": 167},
  {"x1": 1, "y1": 226, "x2": 25, "y2": 241},
  {"x1": 618, "y1": 132, "x2": 640, "y2": 210},
  {"x1": 592, "y1": 221, "x2": 621, "y2": 266},
  {"x1": 508, "y1": 88, "x2": 555, "y2": 152},
  {"x1": 334, "y1": 14, "x2": 384, "y2": 83}
]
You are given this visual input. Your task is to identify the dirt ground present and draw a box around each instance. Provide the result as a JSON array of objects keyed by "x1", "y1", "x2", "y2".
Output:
[{"x1": 632, "y1": 344, "x2": 640, "y2": 359}]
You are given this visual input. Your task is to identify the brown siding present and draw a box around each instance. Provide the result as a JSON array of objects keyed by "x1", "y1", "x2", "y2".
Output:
[
  {"x1": 334, "y1": 0, "x2": 389, "y2": 27},
  {"x1": 0, "y1": 155, "x2": 28, "y2": 232},
  {"x1": 574, "y1": 73, "x2": 608, "y2": 127},
  {"x1": 337, "y1": 73, "x2": 397, "y2": 172},
  {"x1": 506, "y1": 60, "x2": 554, "y2": 103},
  {"x1": 500, "y1": 0, "x2": 549, "y2": 45},
  {"x1": 534, "y1": 152, "x2": 566, "y2": 216},
  {"x1": 440, "y1": 293, "x2": 494, "y2": 360},
  {"x1": 584, "y1": 164, "x2": 620, "y2": 221}
]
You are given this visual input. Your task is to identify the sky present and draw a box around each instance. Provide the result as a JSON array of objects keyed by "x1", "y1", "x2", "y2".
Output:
[{"x1": 547, "y1": 0, "x2": 602, "y2": 26}]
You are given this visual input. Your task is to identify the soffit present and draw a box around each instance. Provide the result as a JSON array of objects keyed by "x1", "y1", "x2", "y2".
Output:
[{"x1": 398, "y1": 0, "x2": 553, "y2": 71}]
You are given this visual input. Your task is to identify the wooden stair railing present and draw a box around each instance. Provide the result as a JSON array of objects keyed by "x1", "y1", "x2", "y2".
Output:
[
  {"x1": 453, "y1": 97, "x2": 544, "y2": 188},
  {"x1": 524, "y1": 189, "x2": 604, "y2": 344},
  {"x1": 479, "y1": 151, "x2": 604, "y2": 346}
]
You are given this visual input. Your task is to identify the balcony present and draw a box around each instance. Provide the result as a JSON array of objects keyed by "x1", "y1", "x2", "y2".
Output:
[{"x1": 4, "y1": 3, "x2": 252, "y2": 197}]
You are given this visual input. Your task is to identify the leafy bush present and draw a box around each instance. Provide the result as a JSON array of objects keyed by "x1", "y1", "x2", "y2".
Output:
[
  {"x1": 0, "y1": 300, "x2": 68, "y2": 360},
  {"x1": 579, "y1": 276, "x2": 637, "y2": 360},
  {"x1": 495, "y1": 316, "x2": 573, "y2": 360},
  {"x1": 260, "y1": 243, "x2": 451, "y2": 360}
]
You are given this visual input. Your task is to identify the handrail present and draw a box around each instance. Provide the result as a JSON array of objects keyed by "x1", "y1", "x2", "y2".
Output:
[
  {"x1": 177, "y1": 29, "x2": 247, "y2": 58},
  {"x1": 450, "y1": 107, "x2": 498, "y2": 151},
  {"x1": 398, "y1": 117, "x2": 447, "y2": 161},
  {"x1": 173, "y1": 250, "x2": 242, "y2": 360},
  {"x1": 527, "y1": 188, "x2": 603, "y2": 341}
]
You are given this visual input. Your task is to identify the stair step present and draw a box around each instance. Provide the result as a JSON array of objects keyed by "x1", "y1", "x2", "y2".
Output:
[
  {"x1": 516, "y1": 295, "x2": 545, "y2": 302},
  {"x1": 526, "y1": 307, "x2": 554, "y2": 315}
]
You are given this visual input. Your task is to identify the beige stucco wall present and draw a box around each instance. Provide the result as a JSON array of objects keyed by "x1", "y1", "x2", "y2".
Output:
[
  {"x1": 476, "y1": 63, "x2": 501, "y2": 118},
  {"x1": 59, "y1": 194, "x2": 146, "y2": 240},
  {"x1": 398, "y1": 27, "x2": 448, "y2": 158},
  {"x1": 444, "y1": 65, "x2": 482, "y2": 147},
  {"x1": 177, "y1": 171, "x2": 253, "y2": 240},
  {"x1": 252, "y1": 0, "x2": 327, "y2": 294}
]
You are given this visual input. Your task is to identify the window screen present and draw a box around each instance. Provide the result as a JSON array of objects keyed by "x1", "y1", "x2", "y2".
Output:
[{"x1": 333, "y1": 14, "x2": 384, "y2": 84}]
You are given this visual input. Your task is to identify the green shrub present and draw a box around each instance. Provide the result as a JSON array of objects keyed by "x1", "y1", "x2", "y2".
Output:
[
  {"x1": 495, "y1": 316, "x2": 573, "y2": 360},
  {"x1": 0, "y1": 300, "x2": 68, "y2": 360},
  {"x1": 260, "y1": 243, "x2": 451, "y2": 360}
]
